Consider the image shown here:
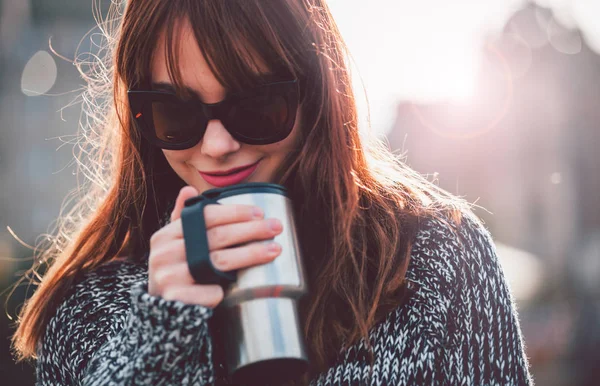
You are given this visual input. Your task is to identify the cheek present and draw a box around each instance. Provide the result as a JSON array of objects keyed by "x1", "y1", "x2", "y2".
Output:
[
  {"x1": 161, "y1": 149, "x2": 193, "y2": 173},
  {"x1": 161, "y1": 149, "x2": 197, "y2": 185},
  {"x1": 162, "y1": 149, "x2": 189, "y2": 163}
]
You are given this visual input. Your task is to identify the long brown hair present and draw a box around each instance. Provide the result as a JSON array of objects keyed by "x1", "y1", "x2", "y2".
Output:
[{"x1": 13, "y1": 0, "x2": 474, "y2": 380}]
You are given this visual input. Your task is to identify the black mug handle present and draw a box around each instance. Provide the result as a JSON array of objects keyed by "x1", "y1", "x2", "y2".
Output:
[{"x1": 181, "y1": 196, "x2": 237, "y2": 285}]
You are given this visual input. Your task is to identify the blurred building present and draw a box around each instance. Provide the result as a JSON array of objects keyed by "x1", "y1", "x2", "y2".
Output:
[{"x1": 387, "y1": 4, "x2": 600, "y2": 386}]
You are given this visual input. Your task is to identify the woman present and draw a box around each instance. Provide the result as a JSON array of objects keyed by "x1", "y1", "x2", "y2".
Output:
[{"x1": 12, "y1": 0, "x2": 533, "y2": 385}]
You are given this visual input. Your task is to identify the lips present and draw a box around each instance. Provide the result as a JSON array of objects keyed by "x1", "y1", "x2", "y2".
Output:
[
  {"x1": 198, "y1": 160, "x2": 261, "y2": 187},
  {"x1": 201, "y1": 162, "x2": 257, "y2": 176}
]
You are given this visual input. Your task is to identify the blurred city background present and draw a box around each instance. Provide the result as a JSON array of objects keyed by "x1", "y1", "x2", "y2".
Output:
[{"x1": 1, "y1": 0, "x2": 599, "y2": 385}]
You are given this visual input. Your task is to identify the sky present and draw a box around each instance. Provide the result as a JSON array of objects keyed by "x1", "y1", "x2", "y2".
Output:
[{"x1": 327, "y1": 0, "x2": 600, "y2": 134}]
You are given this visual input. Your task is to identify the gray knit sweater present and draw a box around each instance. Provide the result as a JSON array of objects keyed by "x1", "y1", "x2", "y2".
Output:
[{"x1": 36, "y1": 213, "x2": 534, "y2": 385}]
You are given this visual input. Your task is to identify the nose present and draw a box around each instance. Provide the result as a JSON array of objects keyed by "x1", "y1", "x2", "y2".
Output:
[{"x1": 199, "y1": 119, "x2": 241, "y2": 159}]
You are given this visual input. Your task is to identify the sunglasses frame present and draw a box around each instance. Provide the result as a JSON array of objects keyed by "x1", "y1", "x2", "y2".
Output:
[{"x1": 127, "y1": 79, "x2": 299, "y2": 150}]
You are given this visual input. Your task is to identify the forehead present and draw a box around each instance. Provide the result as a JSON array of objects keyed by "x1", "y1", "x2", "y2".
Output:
[{"x1": 150, "y1": 17, "x2": 272, "y2": 102}]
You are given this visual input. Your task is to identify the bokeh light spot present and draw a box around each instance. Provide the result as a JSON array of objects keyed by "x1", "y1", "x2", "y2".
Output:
[
  {"x1": 21, "y1": 50, "x2": 57, "y2": 96},
  {"x1": 550, "y1": 172, "x2": 562, "y2": 185}
]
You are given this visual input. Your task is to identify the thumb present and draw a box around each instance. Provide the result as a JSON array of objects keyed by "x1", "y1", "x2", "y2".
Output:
[{"x1": 170, "y1": 186, "x2": 200, "y2": 222}]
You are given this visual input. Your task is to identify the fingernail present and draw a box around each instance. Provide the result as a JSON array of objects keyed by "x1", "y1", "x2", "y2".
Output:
[
  {"x1": 267, "y1": 243, "x2": 281, "y2": 255},
  {"x1": 268, "y1": 219, "x2": 282, "y2": 232},
  {"x1": 253, "y1": 207, "x2": 264, "y2": 219}
]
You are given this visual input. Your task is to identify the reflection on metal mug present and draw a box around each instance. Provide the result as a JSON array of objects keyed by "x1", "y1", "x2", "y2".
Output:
[{"x1": 181, "y1": 183, "x2": 308, "y2": 384}]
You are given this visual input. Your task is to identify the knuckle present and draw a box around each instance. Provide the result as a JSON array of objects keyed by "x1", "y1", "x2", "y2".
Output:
[
  {"x1": 149, "y1": 231, "x2": 162, "y2": 247},
  {"x1": 173, "y1": 239, "x2": 186, "y2": 256},
  {"x1": 162, "y1": 288, "x2": 179, "y2": 301},
  {"x1": 148, "y1": 240, "x2": 184, "y2": 271},
  {"x1": 153, "y1": 268, "x2": 170, "y2": 289},
  {"x1": 148, "y1": 249, "x2": 165, "y2": 272},
  {"x1": 148, "y1": 253, "x2": 158, "y2": 271},
  {"x1": 205, "y1": 286, "x2": 225, "y2": 308},
  {"x1": 209, "y1": 226, "x2": 227, "y2": 247}
]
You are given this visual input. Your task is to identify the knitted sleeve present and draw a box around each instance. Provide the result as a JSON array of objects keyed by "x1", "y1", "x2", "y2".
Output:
[
  {"x1": 35, "y1": 261, "x2": 216, "y2": 386},
  {"x1": 310, "y1": 212, "x2": 534, "y2": 386}
]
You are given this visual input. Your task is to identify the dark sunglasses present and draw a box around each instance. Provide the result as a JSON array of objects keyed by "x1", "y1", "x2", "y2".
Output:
[{"x1": 127, "y1": 79, "x2": 299, "y2": 150}]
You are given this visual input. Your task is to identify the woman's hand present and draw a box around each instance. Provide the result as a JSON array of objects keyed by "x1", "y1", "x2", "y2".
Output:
[{"x1": 148, "y1": 186, "x2": 283, "y2": 307}]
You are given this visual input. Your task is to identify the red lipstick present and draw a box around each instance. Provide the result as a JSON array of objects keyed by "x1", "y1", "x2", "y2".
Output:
[{"x1": 198, "y1": 160, "x2": 261, "y2": 187}]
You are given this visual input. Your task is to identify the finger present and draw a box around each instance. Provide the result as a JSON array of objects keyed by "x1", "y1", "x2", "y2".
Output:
[
  {"x1": 171, "y1": 186, "x2": 200, "y2": 222},
  {"x1": 153, "y1": 218, "x2": 184, "y2": 243},
  {"x1": 152, "y1": 262, "x2": 195, "y2": 291},
  {"x1": 210, "y1": 241, "x2": 281, "y2": 272},
  {"x1": 162, "y1": 284, "x2": 224, "y2": 308},
  {"x1": 149, "y1": 239, "x2": 187, "y2": 270},
  {"x1": 203, "y1": 204, "x2": 264, "y2": 229},
  {"x1": 157, "y1": 202, "x2": 266, "y2": 244},
  {"x1": 207, "y1": 218, "x2": 282, "y2": 251}
]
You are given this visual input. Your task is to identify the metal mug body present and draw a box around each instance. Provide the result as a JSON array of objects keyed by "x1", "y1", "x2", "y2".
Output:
[
  {"x1": 202, "y1": 184, "x2": 309, "y2": 383},
  {"x1": 217, "y1": 191, "x2": 307, "y2": 305}
]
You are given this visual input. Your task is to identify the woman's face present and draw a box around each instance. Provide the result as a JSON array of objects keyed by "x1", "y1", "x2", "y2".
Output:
[{"x1": 150, "y1": 19, "x2": 302, "y2": 194}]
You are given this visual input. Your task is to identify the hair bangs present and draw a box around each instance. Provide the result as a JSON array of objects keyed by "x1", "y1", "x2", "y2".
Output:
[{"x1": 156, "y1": 0, "x2": 305, "y2": 97}]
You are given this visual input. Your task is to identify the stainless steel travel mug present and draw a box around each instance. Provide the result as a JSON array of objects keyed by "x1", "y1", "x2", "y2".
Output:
[{"x1": 181, "y1": 183, "x2": 308, "y2": 384}]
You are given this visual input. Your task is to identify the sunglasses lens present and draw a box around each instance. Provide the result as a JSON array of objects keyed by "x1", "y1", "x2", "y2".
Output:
[
  {"x1": 226, "y1": 93, "x2": 294, "y2": 141},
  {"x1": 151, "y1": 101, "x2": 200, "y2": 144},
  {"x1": 130, "y1": 80, "x2": 298, "y2": 149}
]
